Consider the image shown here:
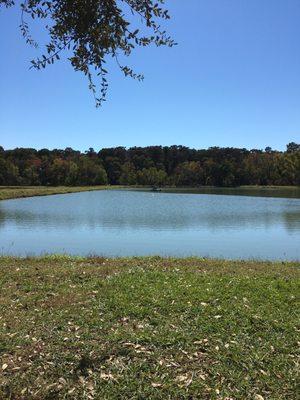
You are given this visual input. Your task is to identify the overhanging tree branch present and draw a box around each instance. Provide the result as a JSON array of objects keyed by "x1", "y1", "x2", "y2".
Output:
[{"x1": 0, "y1": 0, "x2": 176, "y2": 107}]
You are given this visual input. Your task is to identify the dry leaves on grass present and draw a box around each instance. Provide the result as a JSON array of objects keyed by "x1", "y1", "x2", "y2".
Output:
[
  {"x1": 175, "y1": 373, "x2": 194, "y2": 387},
  {"x1": 123, "y1": 342, "x2": 152, "y2": 355},
  {"x1": 100, "y1": 372, "x2": 117, "y2": 382}
]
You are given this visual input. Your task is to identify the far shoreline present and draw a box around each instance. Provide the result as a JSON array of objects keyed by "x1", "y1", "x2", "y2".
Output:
[
  {"x1": 0, "y1": 185, "x2": 122, "y2": 201},
  {"x1": 1, "y1": 184, "x2": 300, "y2": 201}
]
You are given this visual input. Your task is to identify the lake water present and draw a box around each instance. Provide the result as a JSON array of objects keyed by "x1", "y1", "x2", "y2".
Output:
[{"x1": 0, "y1": 190, "x2": 299, "y2": 260}]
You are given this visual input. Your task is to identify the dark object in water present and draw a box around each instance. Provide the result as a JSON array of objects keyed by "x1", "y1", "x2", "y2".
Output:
[{"x1": 152, "y1": 186, "x2": 162, "y2": 192}]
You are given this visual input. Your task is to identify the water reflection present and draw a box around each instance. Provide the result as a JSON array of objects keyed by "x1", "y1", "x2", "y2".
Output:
[
  {"x1": 0, "y1": 190, "x2": 299, "y2": 259},
  {"x1": 0, "y1": 192, "x2": 299, "y2": 232}
]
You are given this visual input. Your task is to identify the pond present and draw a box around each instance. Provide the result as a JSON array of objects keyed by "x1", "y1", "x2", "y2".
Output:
[{"x1": 0, "y1": 189, "x2": 299, "y2": 260}]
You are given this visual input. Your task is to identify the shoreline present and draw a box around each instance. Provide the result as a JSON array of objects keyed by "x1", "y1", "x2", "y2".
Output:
[
  {"x1": 0, "y1": 254, "x2": 299, "y2": 263},
  {"x1": 1, "y1": 184, "x2": 300, "y2": 201}
]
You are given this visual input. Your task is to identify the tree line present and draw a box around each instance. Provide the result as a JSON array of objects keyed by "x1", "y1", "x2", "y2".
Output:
[{"x1": 0, "y1": 143, "x2": 299, "y2": 187}]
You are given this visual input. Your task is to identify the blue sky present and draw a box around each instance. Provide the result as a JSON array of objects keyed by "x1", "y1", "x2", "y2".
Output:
[{"x1": 0, "y1": 0, "x2": 299, "y2": 151}]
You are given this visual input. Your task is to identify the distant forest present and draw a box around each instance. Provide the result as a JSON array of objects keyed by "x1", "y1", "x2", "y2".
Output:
[{"x1": 0, "y1": 143, "x2": 299, "y2": 187}]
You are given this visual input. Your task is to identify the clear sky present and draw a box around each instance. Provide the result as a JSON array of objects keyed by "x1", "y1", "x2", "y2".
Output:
[{"x1": 0, "y1": 0, "x2": 299, "y2": 151}]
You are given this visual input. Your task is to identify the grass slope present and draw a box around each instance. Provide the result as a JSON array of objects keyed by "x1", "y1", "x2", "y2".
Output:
[
  {"x1": 0, "y1": 257, "x2": 299, "y2": 399},
  {"x1": 0, "y1": 186, "x2": 120, "y2": 201}
]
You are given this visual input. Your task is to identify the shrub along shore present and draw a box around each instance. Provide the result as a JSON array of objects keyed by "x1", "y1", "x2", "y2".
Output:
[{"x1": 0, "y1": 256, "x2": 299, "y2": 399}]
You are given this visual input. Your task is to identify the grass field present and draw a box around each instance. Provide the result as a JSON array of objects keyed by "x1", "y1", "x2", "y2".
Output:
[
  {"x1": 0, "y1": 186, "x2": 119, "y2": 201},
  {"x1": 0, "y1": 256, "x2": 299, "y2": 399}
]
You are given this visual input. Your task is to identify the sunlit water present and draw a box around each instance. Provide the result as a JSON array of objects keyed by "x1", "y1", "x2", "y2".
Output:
[{"x1": 0, "y1": 190, "x2": 299, "y2": 260}]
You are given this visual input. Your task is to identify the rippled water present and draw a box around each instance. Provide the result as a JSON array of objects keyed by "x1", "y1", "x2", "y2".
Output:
[{"x1": 0, "y1": 190, "x2": 299, "y2": 260}]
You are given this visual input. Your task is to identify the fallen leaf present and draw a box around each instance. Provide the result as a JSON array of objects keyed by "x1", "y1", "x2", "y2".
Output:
[
  {"x1": 100, "y1": 372, "x2": 116, "y2": 381},
  {"x1": 185, "y1": 375, "x2": 193, "y2": 387},
  {"x1": 87, "y1": 382, "x2": 94, "y2": 391},
  {"x1": 176, "y1": 374, "x2": 187, "y2": 383},
  {"x1": 58, "y1": 377, "x2": 67, "y2": 385},
  {"x1": 260, "y1": 369, "x2": 267, "y2": 376},
  {"x1": 151, "y1": 382, "x2": 162, "y2": 388}
]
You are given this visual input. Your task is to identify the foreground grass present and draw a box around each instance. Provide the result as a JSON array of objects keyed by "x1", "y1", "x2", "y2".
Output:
[
  {"x1": 0, "y1": 186, "x2": 122, "y2": 201},
  {"x1": 0, "y1": 257, "x2": 299, "y2": 399}
]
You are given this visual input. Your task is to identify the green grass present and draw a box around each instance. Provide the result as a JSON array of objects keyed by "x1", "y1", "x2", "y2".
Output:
[
  {"x1": 0, "y1": 186, "x2": 122, "y2": 201},
  {"x1": 0, "y1": 256, "x2": 299, "y2": 399}
]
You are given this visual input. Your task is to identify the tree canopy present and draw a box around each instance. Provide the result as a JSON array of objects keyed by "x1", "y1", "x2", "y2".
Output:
[{"x1": 0, "y1": 0, "x2": 175, "y2": 106}]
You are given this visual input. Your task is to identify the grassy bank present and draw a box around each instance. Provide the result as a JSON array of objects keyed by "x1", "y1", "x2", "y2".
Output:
[
  {"x1": 0, "y1": 186, "x2": 121, "y2": 201},
  {"x1": 0, "y1": 257, "x2": 299, "y2": 399}
]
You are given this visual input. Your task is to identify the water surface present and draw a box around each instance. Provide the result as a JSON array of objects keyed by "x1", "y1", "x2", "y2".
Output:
[{"x1": 0, "y1": 190, "x2": 299, "y2": 260}]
